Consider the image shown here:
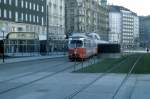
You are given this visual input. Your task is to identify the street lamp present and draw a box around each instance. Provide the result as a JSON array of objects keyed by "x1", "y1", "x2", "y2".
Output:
[{"x1": 46, "y1": 5, "x2": 49, "y2": 55}]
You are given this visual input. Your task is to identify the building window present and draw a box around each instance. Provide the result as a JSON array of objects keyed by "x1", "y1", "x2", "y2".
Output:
[
  {"x1": 33, "y1": 15, "x2": 35, "y2": 22},
  {"x1": 0, "y1": 9, "x2": 1, "y2": 17},
  {"x1": 37, "y1": 4, "x2": 39, "y2": 11},
  {"x1": 4, "y1": 0, "x2": 7, "y2": 4},
  {"x1": 37, "y1": 16, "x2": 39, "y2": 23},
  {"x1": 29, "y1": 14, "x2": 32, "y2": 22},
  {"x1": 9, "y1": 0, "x2": 12, "y2": 5},
  {"x1": 26, "y1": 1, "x2": 28, "y2": 8},
  {"x1": 21, "y1": 0, "x2": 24, "y2": 8},
  {"x1": 41, "y1": 6, "x2": 44, "y2": 12},
  {"x1": 21, "y1": 13, "x2": 24, "y2": 21},
  {"x1": 9, "y1": 10, "x2": 12, "y2": 19},
  {"x1": 15, "y1": 12, "x2": 18, "y2": 21},
  {"x1": 15, "y1": 0, "x2": 18, "y2": 6},
  {"x1": 41, "y1": 17, "x2": 44, "y2": 25},
  {"x1": 33, "y1": 3, "x2": 36, "y2": 10},
  {"x1": 26, "y1": 14, "x2": 28, "y2": 21},
  {"x1": 29, "y1": 2, "x2": 32, "y2": 9},
  {"x1": 4, "y1": 9, "x2": 7, "y2": 18}
]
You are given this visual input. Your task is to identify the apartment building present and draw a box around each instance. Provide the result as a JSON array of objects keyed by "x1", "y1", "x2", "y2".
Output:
[
  {"x1": 65, "y1": 0, "x2": 109, "y2": 40},
  {"x1": 109, "y1": 5, "x2": 139, "y2": 48},
  {"x1": 0, "y1": 0, "x2": 47, "y2": 40},
  {"x1": 47, "y1": 0, "x2": 66, "y2": 40}
]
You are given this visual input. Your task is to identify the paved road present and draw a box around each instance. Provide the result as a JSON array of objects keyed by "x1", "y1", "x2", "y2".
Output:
[
  {"x1": 0, "y1": 57, "x2": 150, "y2": 99},
  {"x1": 0, "y1": 57, "x2": 71, "y2": 80}
]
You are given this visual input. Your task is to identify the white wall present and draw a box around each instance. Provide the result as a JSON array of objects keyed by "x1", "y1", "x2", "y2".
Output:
[{"x1": 47, "y1": 0, "x2": 65, "y2": 40}]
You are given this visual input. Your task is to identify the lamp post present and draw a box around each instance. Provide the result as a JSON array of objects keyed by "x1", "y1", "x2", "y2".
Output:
[
  {"x1": 1, "y1": 28, "x2": 5, "y2": 63},
  {"x1": 2, "y1": 31, "x2": 4, "y2": 63},
  {"x1": 46, "y1": 5, "x2": 49, "y2": 55}
]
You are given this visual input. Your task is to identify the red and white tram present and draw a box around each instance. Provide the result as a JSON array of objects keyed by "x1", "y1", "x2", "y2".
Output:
[{"x1": 68, "y1": 33, "x2": 98, "y2": 61}]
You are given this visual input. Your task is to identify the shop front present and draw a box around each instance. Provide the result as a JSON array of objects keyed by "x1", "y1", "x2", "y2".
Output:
[{"x1": 5, "y1": 32, "x2": 40, "y2": 56}]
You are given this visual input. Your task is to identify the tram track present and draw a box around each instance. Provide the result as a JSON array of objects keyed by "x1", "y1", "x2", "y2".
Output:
[
  {"x1": 0, "y1": 55, "x2": 136, "y2": 97},
  {"x1": 128, "y1": 75, "x2": 138, "y2": 99},
  {"x1": 0, "y1": 57, "x2": 68, "y2": 79},
  {"x1": 0, "y1": 55, "x2": 101, "y2": 96},
  {"x1": 111, "y1": 55, "x2": 142, "y2": 99},
  {"x1": 0, "y1": 61, "x2": 68, "y2": 84},
  {"x1": 0, "y1": 58, "x2": 83, "y2": 95},
  {"x1": 64, "y1": 54, "x2": 141, "y2": 99}
]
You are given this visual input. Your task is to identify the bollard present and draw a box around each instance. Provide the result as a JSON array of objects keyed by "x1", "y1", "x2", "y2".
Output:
[
  {"x1": 74, "y1": 60, "x2": 76, "y2": 71},
  {"x1": 74, "y1": 54, "x2": 77, "y2": 72},
  {"x1": 82, "y1": 58, "x2": 84, "y2": 72}
]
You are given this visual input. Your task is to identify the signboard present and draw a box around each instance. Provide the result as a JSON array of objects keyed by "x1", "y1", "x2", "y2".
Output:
[{"x1": 7, "y1": 32, "x2": 39, "y2": 40}]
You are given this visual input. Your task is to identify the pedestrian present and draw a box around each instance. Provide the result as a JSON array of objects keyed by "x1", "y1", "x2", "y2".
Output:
[{"x1": 147, "y1": 48, "x2": 149, "y2": 53}]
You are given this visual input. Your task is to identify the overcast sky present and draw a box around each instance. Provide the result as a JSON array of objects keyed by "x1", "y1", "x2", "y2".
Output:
[{"x1": 108, "y1": 0, "x2": 150, "y2": 16}]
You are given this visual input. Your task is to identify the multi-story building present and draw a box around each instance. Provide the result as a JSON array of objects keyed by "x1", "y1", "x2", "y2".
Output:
[
  {"x1": 0, "y1": 0, "x2": 47, "y2": 55},
  {"x1": 47, "y1": 0, "x2": 66, "y2": 40},
  {"x1": 65, "y1": 0, "x2": 109, "y2": 40},
  {"x1": 98, "y1": 5, "x2": 109, "y2": 40},
  {"x1": 109, "y1": 6, "x2": 122, "y2": 43},
  {"x1": 109, "y1": 5, "x2": 139, "y2": 48},
  {"x1": 0, "y1": 0, "x2": 47, "y2": 40},
  {"x1": 134, "y1": 15, "x2": 140, "y2": 47},
  {"x1": 121, "y1": 10, "x2": 135, "y2": 48},
  {"x1": 139, "y1": 16, "x2": 150, "y2": 48},
  {"x1": 139, "y1": 16, "x2": 145, "y2": 47}
]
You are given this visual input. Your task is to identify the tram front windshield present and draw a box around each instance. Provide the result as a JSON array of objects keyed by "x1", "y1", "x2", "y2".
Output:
[{"x1": 69, "y1": 40, "x2": 83, "y2": 48}]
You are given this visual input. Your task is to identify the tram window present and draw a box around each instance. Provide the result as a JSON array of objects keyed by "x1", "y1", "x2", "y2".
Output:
[{"x1": 70, "y1": 40, "x2": 83, "y2": 48}]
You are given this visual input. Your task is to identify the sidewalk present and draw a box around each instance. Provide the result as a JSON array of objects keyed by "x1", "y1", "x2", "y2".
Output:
[
  {"x1": 123, "y1": 50, "x2": 148, "y2": 53},
  {"x1": 0, "y1": 54, "x2": 66, "y2": 65}
]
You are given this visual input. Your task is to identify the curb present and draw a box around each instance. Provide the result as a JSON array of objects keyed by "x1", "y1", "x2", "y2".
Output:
[{"x1": 0, "y1": 55, "x2": 66, "y2": 65}]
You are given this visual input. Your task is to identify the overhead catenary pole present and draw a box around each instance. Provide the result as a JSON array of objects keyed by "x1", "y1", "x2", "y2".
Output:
[
  {"x1": 46, "y1": 5, "x2": 49, "y2": 55},
  {"x1": 2, "y1": 30, "x2": 4, "y2": 63}
]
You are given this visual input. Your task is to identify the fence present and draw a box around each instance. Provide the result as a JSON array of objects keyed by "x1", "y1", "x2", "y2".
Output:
[{"x1": 3, "y1": 39, "x2": 68, "y2": 57}]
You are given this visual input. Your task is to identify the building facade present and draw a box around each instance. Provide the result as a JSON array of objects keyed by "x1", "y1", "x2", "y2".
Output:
[
  {"x1": 139, "y1": 16, "x2": 150, "y2": 48},
  {"x1": 100, "y1": 0, "x2": 107, "y2": 7},
  {"x1": 65, "y1": 0, "x2": 109, "y2": 40},
  {"x1": 98, "y1": 5, "x2": 109, "y2": 40},
  {"x1": 109, "y1": 5, "x2": 139, "y2": 49},
  {"x1": 0, "y1": 0, "x2": 47, "y2": 40},
  {"x1": 109, "y1": 11, "x2": 122, "y2": 43},
  {"x1": 47, "y1": 0, "x2": 66, "y2": 40},
  {"x1": 0, "y1": 0, "x2": 47, "y2": 55},
  {"x1": 121, "y1": 10, "x2": 135, "y2": 48},
  {"x1": 133, "y1": 15, "x2": 140, "y2": 47}
]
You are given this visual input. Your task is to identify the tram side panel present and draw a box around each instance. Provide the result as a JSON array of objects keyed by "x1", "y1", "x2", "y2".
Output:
[{"x1": 98, "y1": 44, "x2": 121, "y2": 53}]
